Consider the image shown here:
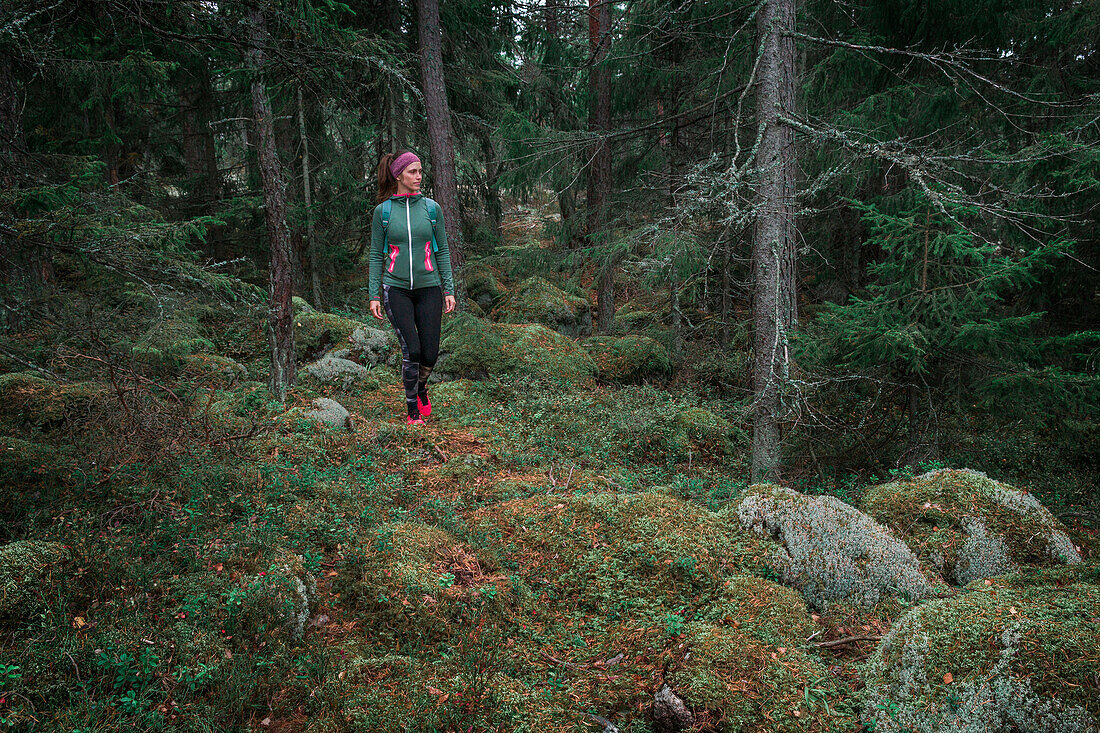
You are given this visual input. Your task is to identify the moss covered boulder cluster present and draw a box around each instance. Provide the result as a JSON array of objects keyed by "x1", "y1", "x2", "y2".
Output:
[{"x1": 862, "y1": 468, "x2": 1082, "y2": 584}]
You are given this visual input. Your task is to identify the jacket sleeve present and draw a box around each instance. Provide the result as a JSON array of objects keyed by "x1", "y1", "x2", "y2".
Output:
[
  {"x1": 433, "y1": 205, "x2": 456, "y2": 297},
  {"x1": 368, "y1": 203, "x2": 386, "y2": 301}
]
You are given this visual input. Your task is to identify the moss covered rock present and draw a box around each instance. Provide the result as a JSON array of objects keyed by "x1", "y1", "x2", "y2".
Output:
[
  {"x1": 295, "y1": 311, "x2": 370, "y2": 361},
  {"x1": 347, "y1": 324, "x2": 397, "y2": 367},
  {"x1": 582, "y1": 335, "x2": 672, "y2": 383},
  {"x1": 439, "y1": 314, "x2": 596, "y2": 384},
  {"x1": 0, "y1": 540, "x2": 72, "y2": 618},
  {"x1": 491, "y1": 276, "x2": 592, "y2": 337},
  {"x1": 861, "y1": 468, "x2": 1082, "y2": 585},
  {"x1": 463, "y1": 261, "x2": 508, "y2": 312},
  {"x1": 466, "y1": 491, "x2": 768, "y2": 618},
  {"x1": 300, "y1": 354, "x2": 380, "y2": 389},
  {"x1": 228, "y1": 554, "x2": 318, "y2": 641},
  {"x1": 862, "y1": 573, "x2": 1100, "y2": 732},
  {"x1": 182, "y1": 353, "x2": 249, "y2": 386},
  {"x1": 0, "y1": 372, "x2": 110, "y2": 430},
  {"x1": 338, "y1": 522, "x2": 517, "y2": 635},
  {"x1": 728, "y1": 484, "x2": 934, "y2": 610}
]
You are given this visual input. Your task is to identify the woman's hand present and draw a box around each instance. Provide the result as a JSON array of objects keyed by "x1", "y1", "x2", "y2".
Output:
[
  {"x1": 444, "y1": 295, "x2": 456, "y2": 314},
  {"x1": 370, "y1": 300, "x2": 384, "y2": 320}
]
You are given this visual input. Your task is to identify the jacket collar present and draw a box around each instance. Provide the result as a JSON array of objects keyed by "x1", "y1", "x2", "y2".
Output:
[{"x1": 391, "y1": 192, "x2": 423, "y2": 203}]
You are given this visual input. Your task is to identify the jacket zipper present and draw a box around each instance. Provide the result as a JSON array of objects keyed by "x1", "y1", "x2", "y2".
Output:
[{"x1": 405, "y1": 198, "x2": 413, "y2": 287}]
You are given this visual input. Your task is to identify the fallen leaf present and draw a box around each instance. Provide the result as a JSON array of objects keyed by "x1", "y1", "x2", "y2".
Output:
[{"x1": 943, "y1": 673, "x2": 953, "y2": 684}]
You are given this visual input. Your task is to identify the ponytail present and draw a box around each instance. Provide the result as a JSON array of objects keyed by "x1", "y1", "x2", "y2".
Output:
[{"x1": 376, "y1": 150, "x2": 411, "y2": 203}]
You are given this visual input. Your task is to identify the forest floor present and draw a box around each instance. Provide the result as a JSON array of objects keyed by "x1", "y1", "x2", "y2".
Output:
[{"x1": 1, "y1": 203, "x2": 1098, "y2": 732}]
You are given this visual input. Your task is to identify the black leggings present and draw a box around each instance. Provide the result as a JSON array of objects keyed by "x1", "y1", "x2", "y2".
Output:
[{"x1": 382, "y1": 284, "x2": 442, "y2": 417}]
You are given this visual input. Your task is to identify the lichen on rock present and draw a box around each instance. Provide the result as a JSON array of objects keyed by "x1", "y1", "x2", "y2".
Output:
[
  {"x1": 862, "y1": 574, "x2": 1100, "y2": 732},
  {"x1": 860, "y1": 468, "x2": 1081, "y2": 585},
  {"x1": 728, "y1": 484, "x2": 934, "y2": 610}
]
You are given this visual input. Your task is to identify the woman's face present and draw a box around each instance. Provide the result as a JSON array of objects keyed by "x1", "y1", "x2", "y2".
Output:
[{"x1": 397, "y1": 162, "x2": 422, "y2": 193}]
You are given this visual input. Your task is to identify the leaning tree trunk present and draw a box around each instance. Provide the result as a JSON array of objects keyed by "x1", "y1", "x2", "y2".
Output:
[
  {"x1": 588, "y1": 0, "x2": 614, "y2": 332},
  {"x1": 417, "y1": 0, "x2": 466, "y2": 302},
  {"x1": 750, "y1": 0, "x2": 798, "y2": 483},
  {"x1": 247, "y1": 6, "x2": 296, "y2": 402}
]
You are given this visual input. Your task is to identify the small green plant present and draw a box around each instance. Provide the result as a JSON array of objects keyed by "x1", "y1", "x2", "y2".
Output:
[
  {"x1": 664, "y1": 609, "x2": 686, "y2": 637},
  {"x1": 439, "y1": 573, "x2": 456, "y2": 588},
  {"x1": 0, "y1": 665, "x2": 20, "y2": 682}
]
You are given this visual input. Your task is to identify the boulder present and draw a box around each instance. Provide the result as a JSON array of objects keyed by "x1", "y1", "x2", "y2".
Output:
[
  {"x1": 582, "y1": 335, "x2": 672, "y2": 383},
  {"x1": 182, "y1": 353, "x2": 249, "y2": 386},
  {"x1": 348, "y1": 324, "x2": 396, "y2": 367},
  {"x1": 0, "y1": 540, "x2": 72, "y2": 618},
  {"x1": 439, "y1": 314, "x2": 597, "y2": 384},
  {"x1": 862, "y1": 571, "x2": 1100, "y2": 732},
  {"x1": 728, "y1": 484, "x2": 934, "y2": 609},
  {"x1": 491, "y1": 276, "x2": 592, "y2": 337},
  {"x1": 861, "y1": 468, "x2": 1082, "y2": 585},
  {"x1": 463, "y1": 261, "x2": 507, "y2": 312},
  {"x1": 301, "y1": 354, "x2": 378, "y2": 388},
  {"x1": 304, "y1": 397, "x2": 353, "y2": 430}
]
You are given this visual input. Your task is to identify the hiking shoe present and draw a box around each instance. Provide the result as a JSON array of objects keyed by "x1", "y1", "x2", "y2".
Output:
[
  {"x1": 406, "y1": 415, "x2": 425, "y2": 426},
  {"x1": 417, "y1": 392, "x2": 432, "y2": 418}
]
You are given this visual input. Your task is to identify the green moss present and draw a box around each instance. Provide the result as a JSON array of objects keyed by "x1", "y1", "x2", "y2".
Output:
[
  {"x1": 439, "y1": 314, "x2": 597, "y2": 384},
  {"x1": 338, "y1": 522, "x2": 518, "y2": 637},
  {"x1": 861, "y1": 468, "x2": 1082, "y2": 585},
  {"x1": 0, "y1": 540, "x2": 72, "y2": 618},
  {"x1": 862, "y1": 576, "x2": 1100, "y2": 732},
  {"x1": 670, "y1": 619, "x2": 853, "y2": 732},
  {"x1": 582, "y1": 335, "x2": 672, "y2": 383},
  {"x1": 491, "y1": 276, "x2": 592, "y2": 337},
  {"x1": 466, "y1": 491, "x2": 769, "y2": 619}
]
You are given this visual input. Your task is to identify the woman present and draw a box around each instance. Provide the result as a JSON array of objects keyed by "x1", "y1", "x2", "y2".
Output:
[{"x1": 368, "y1": 151, "x2": 457, "y2": 425}]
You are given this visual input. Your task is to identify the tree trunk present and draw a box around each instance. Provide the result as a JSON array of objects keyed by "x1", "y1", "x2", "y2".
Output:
[
  {"x1": 247, "y1": 6, "x2": 296, "y2": 402},
  {"x1": 480, "y1": 131, "x2": 503, "y2": 243},
  {"x1": 0, "y1": 53, "x2": 26, "y2": 181},
  {"x1": 417, "y1": 0, "x2": 466, "y2": 301},
  {"x1": 588, "y1": 0, "x2": 613, "y2": 332},
  {"x1": 181, "y1": 62, "x2": 225, "y2": 258},
  {"x1": 299, "y1": 86, "x2": 323, "y2": 310},
  {"x1": 750, "y1": 0, "x2": 798, "y2": 483}
]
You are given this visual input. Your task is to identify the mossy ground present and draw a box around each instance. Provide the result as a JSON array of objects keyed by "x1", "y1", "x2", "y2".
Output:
[{"x1": 1, "y1": 210, "x2": 1095, "y2": 733}]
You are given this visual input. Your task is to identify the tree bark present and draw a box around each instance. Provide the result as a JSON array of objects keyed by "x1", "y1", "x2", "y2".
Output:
[
  {"x1": 750, "y1": 0, "x2": 799, "y2": 483},
  {"x1": 417, "y1": 0, "x2": 466, "y2": 301},
  {"x1": 588, "y1": 0, "x2": 614, "y2": 332},
  {"x1": 247, "y1": 6, "x2": 296, "y2": 402}
]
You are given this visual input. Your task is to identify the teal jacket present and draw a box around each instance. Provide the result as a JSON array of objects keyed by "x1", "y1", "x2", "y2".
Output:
[{"x1": 368, "y1": 193, "x2": 455, "y2": 299}]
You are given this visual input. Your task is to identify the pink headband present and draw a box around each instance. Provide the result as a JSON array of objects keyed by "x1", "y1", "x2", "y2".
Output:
[{"x1": 389, "y1": 152, "x2": 420, "y2": 179}]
